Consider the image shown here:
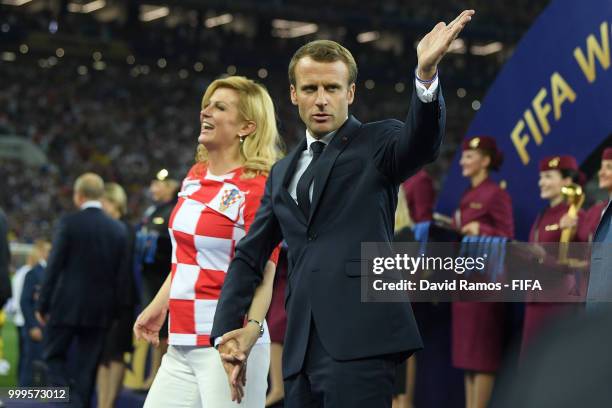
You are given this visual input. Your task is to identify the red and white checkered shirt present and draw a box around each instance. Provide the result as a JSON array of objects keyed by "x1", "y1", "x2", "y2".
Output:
[{"x1": 167, "y1": 163, "x2": 278, "y2": 346}]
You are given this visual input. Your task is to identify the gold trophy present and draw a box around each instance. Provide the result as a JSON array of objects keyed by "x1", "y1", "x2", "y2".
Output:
[{"x1": 559, "y1": 183, "x2": 585, "y2": 263}]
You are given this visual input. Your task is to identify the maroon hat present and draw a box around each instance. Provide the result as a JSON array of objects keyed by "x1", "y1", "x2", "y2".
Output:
[
  {"x1": 462, "y1": 136, "x2": 503, "y2": 169},
  {"x1": 602, "y1": 147, "x2": 612, "y2": 161},
  {"x1": 538, "y1": 155, "x2": 578, "y2": 172}
]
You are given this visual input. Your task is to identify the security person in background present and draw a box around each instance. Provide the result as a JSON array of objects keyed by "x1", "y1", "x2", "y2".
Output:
[{"x1": 135, "y1": 169, "x2": 179, "y2": 389}]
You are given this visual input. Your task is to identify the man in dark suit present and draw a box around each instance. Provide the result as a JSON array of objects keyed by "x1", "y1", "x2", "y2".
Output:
[
  {"x1": 36, "y1": 173, "x2": 127, "y2": 408},
  {"x1": 211, "y1": 10, "x2": 474, "y2": 407},
  {"x1": 0, "y1": 208, "x2": 11, "y2": 308},
  {"x1": 585, "y1": 148, "x2": 612, "y2": 309}
]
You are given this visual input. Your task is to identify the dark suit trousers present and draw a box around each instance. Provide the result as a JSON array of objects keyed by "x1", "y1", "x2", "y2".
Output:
[
  {"x1": 43, "y1": 325, "x2": 106, "y2": 408},
  {"x1": 285, "y1": 320, "x2": 398, "y2": 408},
  {"x1": 17, "y1": 327, "x2": 25, "y2": 384},
  {"x1": 19, "y1": 327, "x2": 44, "y2": 386}
]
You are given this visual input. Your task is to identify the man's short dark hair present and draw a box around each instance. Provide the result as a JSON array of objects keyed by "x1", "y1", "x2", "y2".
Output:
[{"x1": 288, "y1": 40, "x2": 358, "y2": 86}]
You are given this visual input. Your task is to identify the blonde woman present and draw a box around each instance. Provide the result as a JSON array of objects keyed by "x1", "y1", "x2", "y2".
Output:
[
  {"x1": 97, "y1": 183, "x2": 137, "y2": 408},
  {"x1": 134, "y1": 76, "x2": 282, "y2": 407}
]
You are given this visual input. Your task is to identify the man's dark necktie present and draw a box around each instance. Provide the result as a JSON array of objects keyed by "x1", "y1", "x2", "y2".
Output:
[{"x1": 296, "y1": 141, "x2": 325, "y2": 218}]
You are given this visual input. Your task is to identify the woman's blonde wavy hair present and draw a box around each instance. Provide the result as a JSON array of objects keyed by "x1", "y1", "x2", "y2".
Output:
[
  {"x1": 196, "y1": 76, "x2": 283, "y2": 179},
  {"x1": 104, "y1": 182, "x2": 128, "y2": 217},
  {"x1": 395, "y1": 185, "x2": 413, "y2": 232}
]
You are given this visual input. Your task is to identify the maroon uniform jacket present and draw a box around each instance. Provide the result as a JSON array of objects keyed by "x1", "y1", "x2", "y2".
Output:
[
  {"x1": 530, "y1": 202, "x2": 585, "y2": 243},
  {"x1": 454, "y1": 178, "x2": 513, "y2": 238},
  {"x1": 522, "y1": 202, "x2": 585, "y2": 354},
  {"x1": 403, "y1": 170, "x2": 435, "y2": 223}
]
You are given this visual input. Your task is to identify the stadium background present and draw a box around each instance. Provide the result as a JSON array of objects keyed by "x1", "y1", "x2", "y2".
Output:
[{"x1": 1, "y1": 0, "x2": 610, "y2": 401}]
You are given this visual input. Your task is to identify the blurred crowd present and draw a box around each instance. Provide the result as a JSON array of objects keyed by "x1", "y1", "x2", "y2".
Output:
[
  {"x1": 0, "y1": 0, "x2": 555, "y2": 242},
  {"x1": 0, "y1": 52, "x2": 481, "y2": 242},
  {"x1": 1, "y1": 59, "x2": 201, "y2": 241}
]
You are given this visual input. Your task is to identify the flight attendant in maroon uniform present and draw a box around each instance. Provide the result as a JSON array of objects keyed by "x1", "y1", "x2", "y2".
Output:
[
  {"x1": 452, "y1": 136, "x2": 514, "y2": 408},
  {"x1": 577, "y1": 147, "x2": 612, "y2": 242},
  {"x1": 521, "y1": 155, "x2": 585, "y2": 353}
]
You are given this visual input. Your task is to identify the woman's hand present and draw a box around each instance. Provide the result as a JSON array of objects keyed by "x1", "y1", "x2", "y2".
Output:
[
  {"x1": 461, "y1": 221, "x2": 480, "y2": 236},
  {"x1": 133, "y1": 300, "x2": 168, "y2": 347},
  {"x1": 560, "y1": 214, "x2": 578, "y2": 229}
]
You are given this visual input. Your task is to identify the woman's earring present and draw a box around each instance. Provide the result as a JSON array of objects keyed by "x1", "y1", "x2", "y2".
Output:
[{"x1": 239, "y1": 135, "x2": 245, "y2": 144}]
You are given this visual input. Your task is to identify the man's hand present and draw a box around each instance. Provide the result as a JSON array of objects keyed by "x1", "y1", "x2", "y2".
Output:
[
  {"x1": 133, "y1": 301, "x2": 167, "y2": 347},
  {"x1": 217, "y1": 324, "x2": 262, "y2": 403},
  {"x1": 417, "y1": 9, "x2": 475, "y2": 80},
  {"x1": 35, "y1": 311, "x2": 47, "y2": 327},
  {"x1": 218, "y1": 338, "x2": 247, "y2": 403},
  {"x1": 219, "y1": 324, "x2": 261, "y2": 363}
]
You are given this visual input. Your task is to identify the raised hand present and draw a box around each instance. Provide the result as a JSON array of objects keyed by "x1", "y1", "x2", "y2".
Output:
[{"x1": 417, "y1": 9, "x2": 475, "y2": 79}]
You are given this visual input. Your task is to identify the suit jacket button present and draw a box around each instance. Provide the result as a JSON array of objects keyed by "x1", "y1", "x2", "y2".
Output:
[{"x1": 308, "y1": 233, "x2": 316, "y2": 241}]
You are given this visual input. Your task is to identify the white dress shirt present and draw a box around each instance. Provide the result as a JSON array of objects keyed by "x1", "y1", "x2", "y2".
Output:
[
  {"x1": 81, "y1": 200, "x2": 103, "y2": 210},
  {"x1": 288, "y1": 76, "x2": 440, "y2": 202},
  {"x1": 288, "y1": 130, "x2": 337, "y2": 202}
]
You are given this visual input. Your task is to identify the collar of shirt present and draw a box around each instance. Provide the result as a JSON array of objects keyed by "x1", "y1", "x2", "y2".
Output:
[
  {"x1": 305, "y1": 129, "x2": 335, "y2": 152},
  {"x1": 305, "y1": 121, "x2": 345, "y2": 152},
  {"x1": 81, "y1": 200, "x2": 103, "y2": 210},
  {"x1": 39, "y1": 260, "x2": 47, "y2": 268}
]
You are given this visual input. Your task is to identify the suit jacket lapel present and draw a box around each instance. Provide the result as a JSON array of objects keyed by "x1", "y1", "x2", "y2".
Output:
[
  {"x1": 282, "y1": 139, "x2": 306, "y2": 187},
  {"x1": 593, "y1": 199, "x2": 612, "y2": 242},
  {"x1": 280, "y1": 138, "x2": 308, "y2": 225},
  {"x1": 309, "y1": 116, "x2": 362, "y2": 224}
]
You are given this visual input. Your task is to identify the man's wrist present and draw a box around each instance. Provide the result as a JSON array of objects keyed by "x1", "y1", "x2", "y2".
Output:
[
  {"x1": 214, "y1": 336, "x2": 223, "y2": 349},
  {"x1": 416, "y1": 66, "x2": 437, "y2": 82}
]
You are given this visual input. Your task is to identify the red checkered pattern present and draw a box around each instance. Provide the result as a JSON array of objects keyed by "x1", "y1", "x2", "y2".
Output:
[{"x1": 167, "y1": 163, "x2": 279, "y2": 346}]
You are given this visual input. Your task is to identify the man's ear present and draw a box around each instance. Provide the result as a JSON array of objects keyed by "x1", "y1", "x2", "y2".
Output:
[
  {"x1": 290, "y1": 84, "x2": 298, "y2": 106},
  {"x1": 347, "y1": 83, "x2": 356, "y2": 105},
  {"x1": 73, "y1": 192, "x2": 83, "y2": 207}
]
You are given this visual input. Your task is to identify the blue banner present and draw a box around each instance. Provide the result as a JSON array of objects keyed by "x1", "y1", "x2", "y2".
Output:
[{"x1": 437, "y1": 0, "x2": 612, "y2": 240}]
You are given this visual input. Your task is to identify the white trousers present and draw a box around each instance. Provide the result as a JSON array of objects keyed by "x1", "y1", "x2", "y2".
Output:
[{"x1": 144, "y1": 343, "x2": 270, "y2": 408}]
